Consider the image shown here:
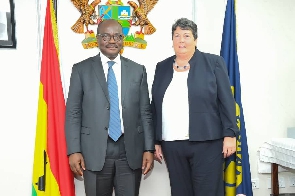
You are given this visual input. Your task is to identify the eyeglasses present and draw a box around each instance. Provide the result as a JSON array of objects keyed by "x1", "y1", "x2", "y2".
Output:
[{"x1": 97, "y1": 33, "x2": 124, "y2": 42}]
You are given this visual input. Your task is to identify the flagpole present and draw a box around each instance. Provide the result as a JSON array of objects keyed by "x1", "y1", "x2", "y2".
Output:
[
  {"x1": 53, "y1": 0, "x2": 57, "y2": 19},
  {"x1": 191, "y1": 0, "x2": 196, "y2": 22}
]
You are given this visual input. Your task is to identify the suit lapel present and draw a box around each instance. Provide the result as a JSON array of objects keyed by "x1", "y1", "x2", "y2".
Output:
[
  {"x1": 156, "y1": 57, "x2": 174, "y2": 100},
  {"x1": 188, "y1": 49, "x2": 202, "y2": 88},
  {"x1": 91, "y1": 54, "x2": 109, "y2": 102},
  {"x1": 121, "y1": 57, "x2": 131, "y2": 105}
]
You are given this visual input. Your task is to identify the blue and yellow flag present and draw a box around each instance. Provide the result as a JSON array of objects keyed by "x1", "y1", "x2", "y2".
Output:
[{"x1": 221, "y1": 0, "x2": 253, "y2": 195}]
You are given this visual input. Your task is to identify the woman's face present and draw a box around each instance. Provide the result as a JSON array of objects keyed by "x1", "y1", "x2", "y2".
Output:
[{"x1": 172, "y1": 27, "x2": 196, "y2": 55}]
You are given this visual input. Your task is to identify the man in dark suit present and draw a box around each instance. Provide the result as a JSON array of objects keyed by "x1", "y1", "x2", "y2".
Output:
[{"x1": 65, "y1": 19, "x2": 154, "y2": 196}]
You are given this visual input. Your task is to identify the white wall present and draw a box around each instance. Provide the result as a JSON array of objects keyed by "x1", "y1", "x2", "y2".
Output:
[
  {"x1": 0, "y1": 0, "x2": 295, "y2": 195},
  {"x1": 236, "y1": 0, "x2": 295, "y2": 194},
  {"x1": 0, "y1": 0, "x2": 39, "y2": 195}
]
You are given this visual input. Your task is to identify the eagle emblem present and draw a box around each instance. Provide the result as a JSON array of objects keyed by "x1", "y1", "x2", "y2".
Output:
[
  {"x1": 127, "y1": 0, "x2": 158, "y2": 35},
  {"x1": 70, "y1": 0, "x2": 101, "y2": 33}
]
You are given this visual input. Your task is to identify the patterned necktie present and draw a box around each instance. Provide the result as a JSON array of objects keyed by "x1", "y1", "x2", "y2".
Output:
[{"x1": 107, "y1": 61, "x2": 122, "y2": 141}]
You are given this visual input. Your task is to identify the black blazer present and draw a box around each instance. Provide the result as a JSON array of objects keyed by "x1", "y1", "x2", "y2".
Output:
[{"x1": 151, "y1": 49, "x2": 238, "y2": 143}]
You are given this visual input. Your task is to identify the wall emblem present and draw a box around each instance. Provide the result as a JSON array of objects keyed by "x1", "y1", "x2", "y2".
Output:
[{"x1": 70, "y1": 0, "x2": 158, "y2": 50}]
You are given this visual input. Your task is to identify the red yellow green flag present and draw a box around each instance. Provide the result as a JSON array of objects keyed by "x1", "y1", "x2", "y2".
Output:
[{"x1": 32, "y1": 0, "x2": 75, "y2": 195}]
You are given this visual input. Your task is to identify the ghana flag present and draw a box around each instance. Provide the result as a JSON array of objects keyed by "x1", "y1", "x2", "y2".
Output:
[{"x1": 32, "y1": 0, "x2": 75, "y2": 195}]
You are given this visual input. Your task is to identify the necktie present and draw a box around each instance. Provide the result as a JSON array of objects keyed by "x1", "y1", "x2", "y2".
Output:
[{"x1": 107, "y1": 61, "x2": 122, "y2": 141}]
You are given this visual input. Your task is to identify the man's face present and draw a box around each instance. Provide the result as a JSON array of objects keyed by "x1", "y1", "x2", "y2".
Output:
[{"x1": 97, "y1": 20, "x2": 123, "y2": 60}]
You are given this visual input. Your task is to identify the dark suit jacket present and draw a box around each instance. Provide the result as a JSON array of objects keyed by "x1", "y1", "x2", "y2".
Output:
[
  {"x1": 151, "y1": 49, "x2": 238, "y2": 143},
  {"x1": 65, "y1": 54, "x2": 154, "y2": 171}
]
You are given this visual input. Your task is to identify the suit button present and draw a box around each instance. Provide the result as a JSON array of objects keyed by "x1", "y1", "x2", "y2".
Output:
[
  {"x1": 104, "y1": 127, "x2": 108, "y2": 130},
  {"x1": 107, "y1": 106, "x2": 110, "y2": 110}
]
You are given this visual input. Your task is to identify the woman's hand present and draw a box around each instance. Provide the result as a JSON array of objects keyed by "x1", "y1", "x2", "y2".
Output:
[
  {"x1": 154, "y1": 144, "x2": 163, "y2": 163},
  {"x1": 223, "y1": 137, "x2": 236, "y2": 158}
]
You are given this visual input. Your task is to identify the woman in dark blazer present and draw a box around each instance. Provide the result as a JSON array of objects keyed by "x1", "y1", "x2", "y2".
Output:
[{"x1": 151, "y1": 18, "x2": 239, "y2": 196}]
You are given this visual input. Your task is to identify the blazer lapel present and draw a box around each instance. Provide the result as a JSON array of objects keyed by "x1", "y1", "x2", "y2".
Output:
[
  {"x1": 91, "y1": 54, "x2": 109, "y2": 102},
  {"x1": 121, "y1": 57, "x2": 131, "y2": 105},
  {"x1": 155, "y1": 57, "x2": 174, "y2": 100},
  {"x1": 188, "y1": 49, "x2": 202, "y2": 88}
]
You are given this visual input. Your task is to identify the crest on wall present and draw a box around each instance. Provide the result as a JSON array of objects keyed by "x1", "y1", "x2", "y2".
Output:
[{"x1": 70, "y1": 0, "x2": 158, "y2": 50}]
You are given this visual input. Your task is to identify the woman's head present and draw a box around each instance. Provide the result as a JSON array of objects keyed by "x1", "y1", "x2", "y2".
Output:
[
  {"x1": 172, "y1": 18, "x2": 198, "y2": 57},
  {"x1": 172, "y1": 18, "x2": 198, "y2": 40}
]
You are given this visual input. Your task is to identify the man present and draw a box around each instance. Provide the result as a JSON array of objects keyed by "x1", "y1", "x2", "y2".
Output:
[{"x1": 65, "y1": 19, "x2": 154, "y2": 196}]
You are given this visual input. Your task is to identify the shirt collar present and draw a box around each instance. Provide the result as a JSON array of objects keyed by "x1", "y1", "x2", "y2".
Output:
[{"x1": 100, "y1": 52, "x2": 121, "y2": 66}]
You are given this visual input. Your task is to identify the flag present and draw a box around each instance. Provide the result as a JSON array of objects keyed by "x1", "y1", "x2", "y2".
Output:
[
  {"x1": 32, "y1": 0, "x2": 75, "y2": 195},
  {"x1": 221, "y1": 0, "x2": 253, "y2": 195}
]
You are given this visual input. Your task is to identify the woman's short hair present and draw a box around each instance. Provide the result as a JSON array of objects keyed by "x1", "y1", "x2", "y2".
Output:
[{"x1": 172, "y1": 18, "x2": 198, "y2": 40}]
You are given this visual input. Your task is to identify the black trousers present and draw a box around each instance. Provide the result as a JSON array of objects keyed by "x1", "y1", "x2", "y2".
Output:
[
  {"x1": 83, "y1": 136, "x2": 142, "y2": 196},
  {"x1": 162, "y1": 139, "x2": 224, "y2": 196}
]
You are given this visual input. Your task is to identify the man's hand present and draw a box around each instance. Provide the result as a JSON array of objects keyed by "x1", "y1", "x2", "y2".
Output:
[
  {"x1": 154, "y1": 144, "x2": 163, "y2": 164},
  {"x1": 69, "y1": 153, "x2": 85, "y2": 176},
  {"x1": 142, "y1": 151, "x2": 154, "y2": 175},
  {"x1": 222, "y1": 137, "x2": 236, "y2": 158}
]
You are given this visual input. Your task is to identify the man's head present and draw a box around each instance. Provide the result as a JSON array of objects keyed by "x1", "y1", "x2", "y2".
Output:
[{"x1": 97, "y1": 19, "x2": 124, "y2": 60}]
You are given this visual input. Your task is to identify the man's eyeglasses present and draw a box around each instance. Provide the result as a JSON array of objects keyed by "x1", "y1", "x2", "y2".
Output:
[{"x1": 97, "y1": 33, "x2": 124, "y2": 42}]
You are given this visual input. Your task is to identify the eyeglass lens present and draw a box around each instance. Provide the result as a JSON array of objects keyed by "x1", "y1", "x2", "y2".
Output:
[{"x1": 100, "y1": 34, "x2": 123, "y2": 41}]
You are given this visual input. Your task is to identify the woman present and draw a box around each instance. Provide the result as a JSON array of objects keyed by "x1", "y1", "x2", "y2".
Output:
[{"x1": 151, "y1": 18, "x2": 238, "y2": 196}]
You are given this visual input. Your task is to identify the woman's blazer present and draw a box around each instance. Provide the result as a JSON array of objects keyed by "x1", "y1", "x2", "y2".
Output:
[{"x1": 151, "y1": 49, "x2": 238, "y2": 143}]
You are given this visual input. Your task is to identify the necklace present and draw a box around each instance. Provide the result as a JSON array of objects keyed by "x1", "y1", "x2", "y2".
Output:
[
  {"x1": 173, "y1": 59, "x2": 190, "y2": 71},
  {"x1": 175, "y1": 65, "x2": 189, "y2": 70}
]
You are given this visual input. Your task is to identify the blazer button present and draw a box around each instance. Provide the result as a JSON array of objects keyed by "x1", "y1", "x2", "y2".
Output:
[
  {"x1": 107, "y1": 106, "x2": 110, "y2": 110},
  {"x1": 104, "y1": 127, "x2": 108, "y2": 130}
]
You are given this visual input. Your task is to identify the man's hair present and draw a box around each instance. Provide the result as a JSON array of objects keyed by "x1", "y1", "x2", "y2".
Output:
[{"x1": 172, "y1": 18, "x2": 198, "y2": 40}]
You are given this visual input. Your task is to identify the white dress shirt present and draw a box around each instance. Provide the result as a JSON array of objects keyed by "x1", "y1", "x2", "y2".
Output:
[{"x1": 100, "y1": 52, "x2": 124, "y2": 133}]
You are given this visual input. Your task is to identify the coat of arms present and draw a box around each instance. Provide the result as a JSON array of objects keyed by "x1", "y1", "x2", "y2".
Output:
[{"x1": 70, "y1": 0, "x2": 158, "y2": 50}]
